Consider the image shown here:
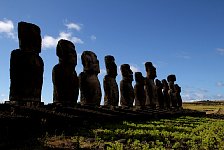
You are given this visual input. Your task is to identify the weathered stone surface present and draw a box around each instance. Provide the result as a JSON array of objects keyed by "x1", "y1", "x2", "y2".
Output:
[
  {"x1": 175, "y1": 84, "x2": 182, "y2": 108},
  {"x1": 9, "y1": 21, "x2": 43, "y2": 103},
  {"x1": 103, "y1": 55, "x2": 119, "y2": 106},
  {"x1": 162, "y1": 79, "x2": 170, "y2": 109},
  {"x1": 79, "y1": 51, "x2": 102, "y2": 106},
  {"x1": 134, "y1": 72, "x2": 145, "y2": 108},
  {"x1": 120, "y1": 64, "x2": 134, "y2": 108},
  {"x1": 52, "y1": 39, "x2": 79, "y2": 106},
  {"x1": 167, "y1": 74, "x2": 177, "y2": 108},
  {"x1": 145, "y1": 62, "x2": 158, "y2": 108},
  {"x1": 155, "y1": 79, "x2": 164, "y2": 109}
]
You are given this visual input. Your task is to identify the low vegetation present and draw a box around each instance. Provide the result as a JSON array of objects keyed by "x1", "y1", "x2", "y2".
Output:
[{"x1": 42, "y1": 116, "x2": 224, "y2": 149}]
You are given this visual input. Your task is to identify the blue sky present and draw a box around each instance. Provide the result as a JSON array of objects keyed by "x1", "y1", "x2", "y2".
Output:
[{"x1": 0, "y1": 0, "x2": 224, "y2": 103}]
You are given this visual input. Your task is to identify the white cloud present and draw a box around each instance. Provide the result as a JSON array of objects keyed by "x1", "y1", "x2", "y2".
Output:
[
  {"x1": 130, "y1": 65, "x2": 140, "y2": 73},
  {"x1": 216, "y1": 81, "x2": 224, "y2": 87},
  {"x1": 0, "y1": 19, "x2": 15, "y2": 39},
  {"x1": 65, "y1": 22, "x2": 81, "y2": 31},
  {"x1": 90, "y1": 35, "x2": 96, "y2": 41},
  {"x1": 99, "y1": 69, "x2": 107, "y2": 76},
  {"x1": 42, "y1": 31, "x2": 84, "y2": 49},
  {"x1": 217, "y1": 48, "x2": 224, "y2": 55},
  {"x1": 176, "y1": 52, "x2": 191, "y2": 59}
]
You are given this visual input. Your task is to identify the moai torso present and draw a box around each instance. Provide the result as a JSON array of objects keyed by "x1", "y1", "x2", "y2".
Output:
[
  {"x1": 103, "y1": 55, "x2": 119, "y2": 106},
  {"x1": 9, "y1": 22, "x2": 43, "y2": 102},
  {"x1": 120, "y1": 64, "x2": 134, "y2": 108},
  {"x1": 145, "y1": 62, "x2": 158, "y2": 108},
  {"x1": 155, "y1": 79, "x2": 164, "y2": 109},
  {"x1": 79, "y1": 51, "x2": 102, "y2": 106},
  {"x1": 52, "y1": 39, "x2": 79, "y2": 106},
  {"x1": 167, "y1": 75, "x2": 177, "y2": 108},
  {"x1": 162, "y1": 79, "x2": 170, "y2": 109},
  {"x1": 134, "y1": 72, "x2": 146, "y2": 108},
  {"x1": 174, "y1": 84, "x2": 182, "y2": 108}
]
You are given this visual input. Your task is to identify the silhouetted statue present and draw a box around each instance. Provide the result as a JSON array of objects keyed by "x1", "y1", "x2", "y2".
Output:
[
  {"x1": 155, "y1": 79, "x2": 164, "y2": 109},
  {"x1": 52, "y1": 39, "x2": 79, "y2": 106},
  {"x1": 174, "y1": 84, "x2": 182, "y2": 108},
  {"x1": 162, "y1": 79, "x2": 170, "y2": 109},
  {"x1": 134, "y1": 72, "x2": 145, "y2": 109},
  {"x1": 9, "y1": 22, "x2": 44, "y2": 104},
  {"x1": 167, "y1": 74, "x2": 177, "y2": 108},
  {"x1": 120, "y1": 64, "x2": 134, "y2": 108},
  {"x1": 79, "y1": 51, "x2": 102, "y2": 106},
  {"x1": 145, "y1": 62, "x2": 158, "y2": 108},
  {"x1": 103, "y1": 55, "x2": 119, "y2": 107}
]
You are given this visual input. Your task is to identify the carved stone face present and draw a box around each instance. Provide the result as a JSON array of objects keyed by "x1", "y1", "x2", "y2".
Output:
[
  {"x1": 145, "y1": 62, "x2": 157, "y2": 79},
  {"x1": 105, "y1": 55, "x2": 117, "y2": 78},
  {"x1": 167, "y1": 74, "x2": 176, "y2": 82},
  {"x1": 121, "y1": 64, "x2": 133, "y2": 81},
  {"x1": 18, "y1": 22, "x2": 41, "y2": 53},
  {"x1": 57, "y1": 39, "x2": 77, "y2": 66},
  {"x1": 81, "y1": 51, "x2": 100, "y2": 74},
  {"x1": 135, "y1": 72, "x2": 144, "y2": 83}
]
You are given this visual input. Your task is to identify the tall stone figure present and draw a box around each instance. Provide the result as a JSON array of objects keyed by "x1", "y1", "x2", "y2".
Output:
[
  {"x1": 134, "y1": 72, "x2": 146, "y2": 108},
  {"x1": 103, "y1": 55, "x2": 119, "y2": 106},
  {"x1": 155, "y1": 79, "x2": 164, "y2": 109},
  {"x1": 9, "y1": 22, "x2": 44, "y2": 104},
  {"x1": 162, "y1": 79, "x2": 170, "y2": 109},
  {"x1": 145, "y1": 62, "x2": 158, "y2": 108},
  {"x1": 79, "y1": 51, "x2": 102, "y2": 106},
  {"x1": 52, "y1": 39, "x2": 79, "y2": 106},
  {"x1": 167, "y1": 74, "x2": 177, "y2": 108},
  {"x1": 120, "y1": 64, "x2": 134, "y2": 108},
  {"x1": 174, "y1": 84, "x2": 182, "y2": 108}
]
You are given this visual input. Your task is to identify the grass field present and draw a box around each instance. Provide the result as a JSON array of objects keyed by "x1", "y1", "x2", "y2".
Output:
[
  {"x1": 183, "y1": 101, "x2": 224, "y2": 114},
  {"x1": 39, "y1": 102, "x2": 224, "y2": 149}
]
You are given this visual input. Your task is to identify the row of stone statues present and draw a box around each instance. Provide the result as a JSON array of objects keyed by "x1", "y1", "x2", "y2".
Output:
[{"x1": 9, "y1": 21, "x2": 182, "y2": 109}]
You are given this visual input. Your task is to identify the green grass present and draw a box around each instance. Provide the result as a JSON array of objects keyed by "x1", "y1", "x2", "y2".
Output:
[{"x1": 42, "y1": 116, "x2": 224, "y2": 149}]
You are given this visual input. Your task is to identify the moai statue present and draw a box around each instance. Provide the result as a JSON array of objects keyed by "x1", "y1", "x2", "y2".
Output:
[
  {"x1": 145, "y1": 62, "x2": 158, "y2": 109},
  {"x1": 167, "y1": 74, "x2": 177, "y2": 108},
  {"x1": 9, "y1": 22, "x2": 44, "y2": 105},
  {"x1": 103, "y1": 55, "x2": 119, "y2": 107},
  {"x1": 162, "y1": 79, "x2": 170, "y2": 109},
  {"x1": 79, "y1": 51, "x2": 102, "y2": 106},
  {"x1": 155, "y1": 79, "x2": 164, "y2": 109},
  {"x1": 174, "y1": 84, "x2": 182, "y2": 108},
  {"x1": 134, "y1": 72, "x2": 146, "y2": 109},
  {"x1": 52, "y1": 39, "x2": 79, "y2": 106},
  {"x1": 120, "y1": 64, "x2": 134, "y2": 108}
]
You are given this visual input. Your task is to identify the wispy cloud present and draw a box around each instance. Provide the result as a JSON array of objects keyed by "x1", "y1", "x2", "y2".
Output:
[
  {"x1": 42, "y1": 31, "x2": 84, "y2": 49},
  {"x1": 176, "y1": 52, "x2": 191, "y2": 59},
  {"x1": 216, "y1": 81, "x2": 224, "y2": 87},
  {"x1": 65, "y1": 22, "x2": 82, "y2": 31},
  {"x1": 0, "y1": 19, "x2": 16, "y2": 39},
  {"x1": 216, "y1": 48, "x2": 224, "y2": 55},
  {"x1": 130, "y1": 65, "x2": 140, "y2": 73},
  {"x1": 182, "y1": 88, "x2": 208, "y2": 101},
  {"x1": 90, "y1": 35, "x2": 96, "y2": 41},
  {"x1": 99, "y1": 69, "x2": 107, "y2": 76}
]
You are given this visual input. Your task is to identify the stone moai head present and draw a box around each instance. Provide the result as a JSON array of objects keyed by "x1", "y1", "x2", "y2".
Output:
[
  {"x1": 135, "y1": 72, "x2": 145, "y2": 84},
  {"x1": 120, "y1": 64, "x2": 133, "y2": 81},
  {"x1": 18, "y1": 21, "x2": 41, "y2": 53},
  {"x1": 167, "y1": 74, "x2": 176, "y2": 82},
  {"x1": 105, "y1": 55, "x2": 117, "y2": 78},
  {"x1": 56, "y1": 39, "x2": 77, "y2": 66},
  {"x1": 81, "y1": 51, "x2": 100, "y2": 74},
  {"x1": 162, "y1": 79, "x2": 168, "y2": 87},
  {"x1": 145, "y1": 62, "x2": 157, "y2": 79},
  {"x1": 155, "y1": 79, "x2": 162, "y2": 87}
]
